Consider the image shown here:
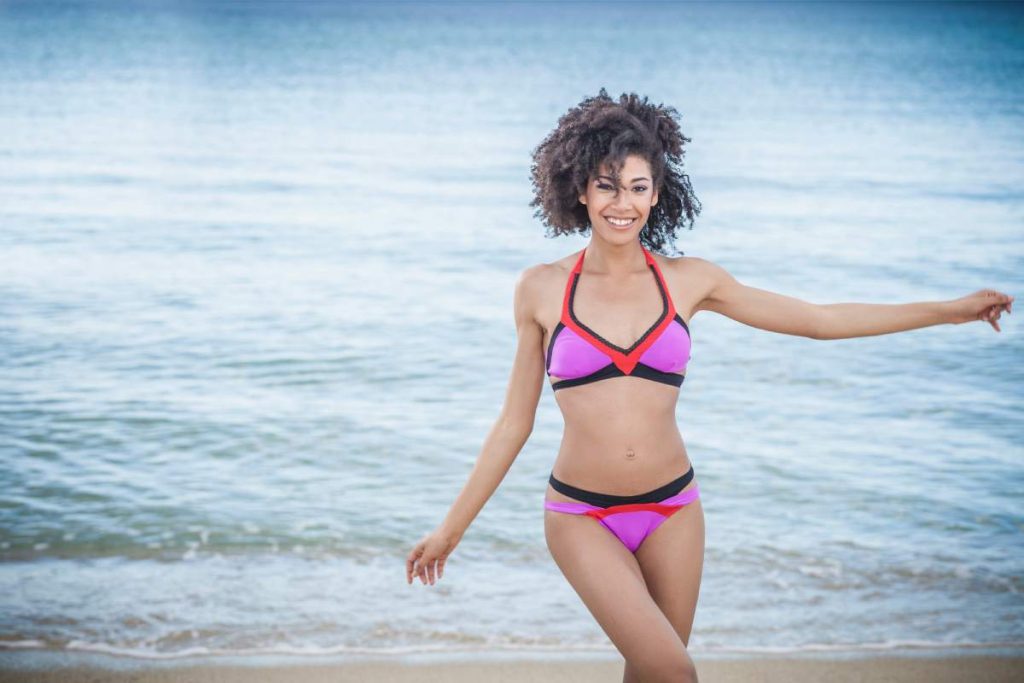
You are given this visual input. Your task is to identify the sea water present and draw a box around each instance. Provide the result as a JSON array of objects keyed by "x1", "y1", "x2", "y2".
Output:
[{"x1": 1, "y1": 0, "x2": 1022, "y2": 664}]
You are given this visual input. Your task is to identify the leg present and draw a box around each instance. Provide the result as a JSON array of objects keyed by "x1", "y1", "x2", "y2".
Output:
[
  {"x1": 545, "y1": 507, "x2": 699, "y2": 683},
  {"x1": 634, "y1": 495, "x2": 706, "y2": 647},
  {"x1": 618, "y1": 497, "x2": 700, "y2": 683}
]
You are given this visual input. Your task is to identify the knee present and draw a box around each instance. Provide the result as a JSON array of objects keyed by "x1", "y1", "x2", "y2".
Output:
[{"x1": 643, "y1": 651, "x2": 698, "y2": 683}]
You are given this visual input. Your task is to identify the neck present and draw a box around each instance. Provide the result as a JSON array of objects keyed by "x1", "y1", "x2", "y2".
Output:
[{"x1": 584, "y1": 238, "x2": 647, "y2": 277}]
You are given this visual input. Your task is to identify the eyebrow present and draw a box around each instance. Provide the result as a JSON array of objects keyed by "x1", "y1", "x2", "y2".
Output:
[{"x1": 596, "y1": 175, "x2": 650, "y2": 182}]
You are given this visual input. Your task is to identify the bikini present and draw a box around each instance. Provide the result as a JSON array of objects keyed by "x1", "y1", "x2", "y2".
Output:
[
  {"x1": 546, "y1": 245, "x2": 691, "y2": 390},
  {"x1": 543, "y1": 245, "x2": 700, "y2": 553}
]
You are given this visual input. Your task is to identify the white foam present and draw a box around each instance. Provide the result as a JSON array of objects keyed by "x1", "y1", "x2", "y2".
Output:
[{"x1": 6, "y1": 637, "x2": 1017, "y2": 661}]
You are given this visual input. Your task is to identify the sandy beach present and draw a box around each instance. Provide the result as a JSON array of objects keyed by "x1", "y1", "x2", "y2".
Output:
[{"x1": 1, "y1": 652, "x2": 1022, "y2": 683}]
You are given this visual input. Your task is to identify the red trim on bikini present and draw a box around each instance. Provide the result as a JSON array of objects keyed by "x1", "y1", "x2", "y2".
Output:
[
  {"x1": 559, "y1": 246, "x2": 677, "y2": 375},
  {"x1": 583, "y1": 502, "x2": 686, "y2": 519}
]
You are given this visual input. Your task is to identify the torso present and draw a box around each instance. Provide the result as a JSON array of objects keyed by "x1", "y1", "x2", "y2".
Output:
[{"x1": 537, "y1": 249, "x2": 711, "y2": 502}]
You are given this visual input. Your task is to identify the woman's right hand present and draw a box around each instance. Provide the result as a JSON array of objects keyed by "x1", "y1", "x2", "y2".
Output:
[{"x1": 406, "y1": 526, "x2": 460, "y2": 586}]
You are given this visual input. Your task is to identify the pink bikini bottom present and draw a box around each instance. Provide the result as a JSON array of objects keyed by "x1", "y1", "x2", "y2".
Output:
[{"x1": 544, "y1": 466, "x2": 700, "y2": 554}]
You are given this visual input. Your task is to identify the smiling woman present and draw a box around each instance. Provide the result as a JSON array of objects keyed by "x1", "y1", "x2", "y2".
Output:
[{"x1": 405, "y1": 87, "x2": 1014, "y2": 683}]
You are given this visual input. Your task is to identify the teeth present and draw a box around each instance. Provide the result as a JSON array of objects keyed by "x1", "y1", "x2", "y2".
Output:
[{"x1": 606, "y1": 217, "x2": 635, "y2": 226}]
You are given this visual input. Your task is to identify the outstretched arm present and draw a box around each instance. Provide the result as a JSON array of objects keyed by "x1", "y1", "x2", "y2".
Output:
[
  {"x1": 817, "y1": 289, "x2": 1013, "y2": 339},
  {"x1": 691, "y1": 257, "x2": 1014, "y2": 339}
]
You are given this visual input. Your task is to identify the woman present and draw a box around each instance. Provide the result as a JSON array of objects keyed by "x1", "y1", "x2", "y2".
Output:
[{"x1": 405, "y1": 88, "x2": 1012, "y2": 683}]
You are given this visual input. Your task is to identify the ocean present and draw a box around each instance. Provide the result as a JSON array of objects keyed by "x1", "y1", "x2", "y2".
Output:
[{"x1": 1, "y1": 0, "x2": 1021, "y2": 665}]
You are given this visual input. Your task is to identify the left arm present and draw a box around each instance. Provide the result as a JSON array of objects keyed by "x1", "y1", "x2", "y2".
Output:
[
  {"x1": 818, "y1": 290, "x2": 1014, "y2": 338},
  {"x1": 816, "y1": 300, "x2": 950, "y2": 340},
  {"x1": 689, "y1": 257, "x2": 1013, "y2": 339}
]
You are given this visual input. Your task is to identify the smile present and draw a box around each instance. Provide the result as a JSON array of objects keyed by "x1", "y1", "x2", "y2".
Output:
[{"x1": 605, "y1": 216, "x2": 637, "y2": 227}]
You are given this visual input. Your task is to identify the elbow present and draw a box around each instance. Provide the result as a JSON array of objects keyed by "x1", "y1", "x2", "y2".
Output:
[
  {"x1": 810, "y1": 305, "x2": 831, "y2": 340},
  {"x1": 497, "y1": 414, "x2": 534, "y2": 441}
]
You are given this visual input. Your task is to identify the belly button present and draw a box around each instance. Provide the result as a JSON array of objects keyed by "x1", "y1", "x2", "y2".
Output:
[{"x1": 625, "y1": 448, "x2": 636, "y2": 459}]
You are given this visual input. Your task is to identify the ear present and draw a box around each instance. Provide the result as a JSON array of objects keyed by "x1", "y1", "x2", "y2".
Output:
[
  {"x1": 650, "y1": 185, "x2": 659, "y2": 207},
  {"x1": 578, "y1": 191, "x2": 587, "y2": 205}
]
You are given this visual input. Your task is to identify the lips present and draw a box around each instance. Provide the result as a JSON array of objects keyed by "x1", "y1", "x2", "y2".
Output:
[{"x1": 605, "y1": 216, "x2": 637, "y2": 228}]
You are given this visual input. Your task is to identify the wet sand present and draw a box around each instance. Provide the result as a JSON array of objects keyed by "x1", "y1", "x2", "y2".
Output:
[{"x1": 1, "y1": 652, "x2": 1021, "y2": 683}]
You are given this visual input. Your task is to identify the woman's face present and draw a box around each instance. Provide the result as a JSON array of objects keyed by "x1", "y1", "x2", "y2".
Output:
[{"x1": 578, "y1": 154, "x2": 659, "y2": 244}]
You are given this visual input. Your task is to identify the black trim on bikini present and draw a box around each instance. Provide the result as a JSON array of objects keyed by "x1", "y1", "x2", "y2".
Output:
[
  {"x1": 550, "y1": 363, "x2": 624, "y2": 389},
  {"x1": 568, "y1": 263, "x2": 669, "y2": 356},
  {"x1": 551, "y1": 364, "x2": 685, "y2": 391},
  {"x1": 544, "y1": 320, "x2": 565, "y2": 373},
  {"x1": 549, "y1": 465, "x2": 695, "y2": 508},
  {"x1": 673, "y1": 311, "x2": 690, "y2": 337}
]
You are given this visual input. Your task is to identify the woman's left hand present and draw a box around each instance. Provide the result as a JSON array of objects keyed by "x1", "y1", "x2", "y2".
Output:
[{"x1": 945, "y1": 289, "x2": 1014, "y2": 332}]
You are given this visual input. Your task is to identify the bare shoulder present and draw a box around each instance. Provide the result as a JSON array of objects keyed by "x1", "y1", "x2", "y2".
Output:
[
  {"x1": 654, "y1": 252, "x2": 715, "y2": 284},
  {"x1": 514, "y1": 252, "x2": 578, "y2": 328},
  {"x1": 654, "y1": 253, "x2": 722, "y2": 315},
  {"x1": 513, "y1": 259, "x2": 560, "y2": 323},
  {"x1": 517, "y1": 251, "x2": 579, "y2": 292},
  {"x1": 515, "y1": 261, "x2": 557, "y2": 297},
  {"x1": 656, "y1": 253, "x2": 715, "y2": 274}
]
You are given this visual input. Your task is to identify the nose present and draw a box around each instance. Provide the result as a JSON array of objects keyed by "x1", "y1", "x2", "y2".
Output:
[{"x1": 613, "y1": 189, "x2": 633, "y2": 210}]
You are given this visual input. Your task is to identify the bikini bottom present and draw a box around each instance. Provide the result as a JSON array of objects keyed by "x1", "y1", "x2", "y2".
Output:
[{"x1": 544, "y1": 465, "x2": 700, "y2": 554}]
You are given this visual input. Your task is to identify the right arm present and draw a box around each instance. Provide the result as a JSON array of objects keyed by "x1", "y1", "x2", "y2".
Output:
[{"x1": 406, "y1": 264, "x2": 548, "y2": 585}]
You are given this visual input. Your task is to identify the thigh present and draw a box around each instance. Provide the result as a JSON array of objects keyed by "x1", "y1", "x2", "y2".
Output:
[
  {"x1": 544, "y1": 508, "x2": 690, "y2": 665},
  {"x1": 634, "y1": 496, "x2": 706, "y2": 646}
]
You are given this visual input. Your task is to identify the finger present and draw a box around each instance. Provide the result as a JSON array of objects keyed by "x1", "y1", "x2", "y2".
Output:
[
  {"x1": 986, "y1": 310, "x2": 999, "y2": 330},
  {"x1": 427, "y1": 559, "x2": 436, "y2": 585},
  {"x1": 437, "y1": 557, "x2": 445, "y2": 580},
  {"x1": 410, "y1": 559, "x2": 420, "y2": 584},
  {"x1": 406, "y1": 547, "x2": 423, "y2": 583},
  {"x1": 406, "y1": 554, "x2": 416, "y2": 584}
]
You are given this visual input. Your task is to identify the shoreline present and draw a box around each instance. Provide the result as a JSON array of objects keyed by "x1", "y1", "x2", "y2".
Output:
[{"x1": 1, "y1": 647, "x2": 1022, "y2": 683}]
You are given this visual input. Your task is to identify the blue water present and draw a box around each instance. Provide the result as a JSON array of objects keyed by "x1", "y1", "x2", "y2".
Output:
[{"x1": 1, "y1": 0, "x2": 1022, "y2": 664}]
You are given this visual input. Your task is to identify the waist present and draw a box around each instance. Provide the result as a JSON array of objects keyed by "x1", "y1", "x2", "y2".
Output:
[
  {"x1": 552, "y1": 431, "x2": 689, "y2": 487},
  {"x1": 559, "y1": 419, "x2": 685, "y2": 454},
  {"x1": 547, "y1": 465, "x2": 696, "y2": 507}
]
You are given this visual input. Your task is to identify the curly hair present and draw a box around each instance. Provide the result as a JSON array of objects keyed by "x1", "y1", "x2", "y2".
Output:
[{"x1": 529, "y1": 87, "x2": 701, "y2": 256}]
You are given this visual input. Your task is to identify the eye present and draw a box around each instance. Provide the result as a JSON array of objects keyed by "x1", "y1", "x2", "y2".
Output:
[
  {"x1": 597, "y1": 182, "x2": 614, "y2": 191},
  {"x1": 634, "y1": 186, "x2": 648, "y2": 192}
]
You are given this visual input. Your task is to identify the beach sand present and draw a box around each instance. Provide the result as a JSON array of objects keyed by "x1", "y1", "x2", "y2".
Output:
[{"x1": 1, "y1": 653, "x2": 1021, "y2": 682}]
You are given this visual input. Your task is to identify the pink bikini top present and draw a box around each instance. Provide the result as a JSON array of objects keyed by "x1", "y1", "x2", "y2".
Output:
[{"x1": 545, "y1": 246, "x2": 691, "y2": 391}]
